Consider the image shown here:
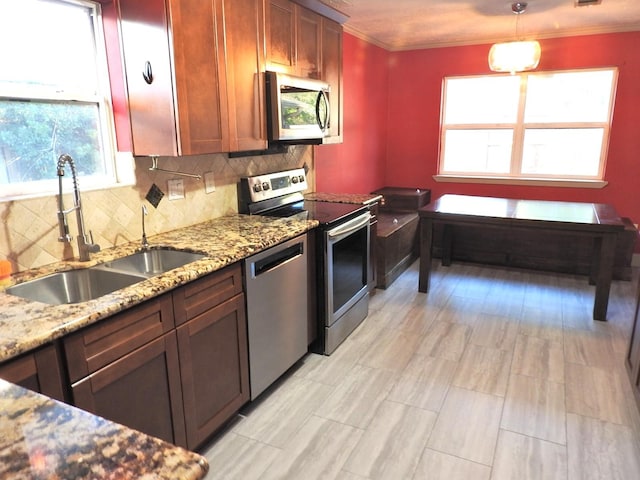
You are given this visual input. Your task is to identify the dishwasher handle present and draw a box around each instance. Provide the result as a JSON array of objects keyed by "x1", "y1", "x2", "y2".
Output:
[{"x1": 252, "y1": 242, "x2": 304, "y2": 278}]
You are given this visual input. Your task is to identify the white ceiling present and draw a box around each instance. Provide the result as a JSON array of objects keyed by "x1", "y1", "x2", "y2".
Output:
[{"x1": 321, "y1": 0, "x2": 640, "y2": 51}]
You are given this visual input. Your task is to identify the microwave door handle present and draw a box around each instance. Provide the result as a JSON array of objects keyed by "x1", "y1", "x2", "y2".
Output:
[{"x1": 316, "y1": 90, "x2": 330, "y2": 132}]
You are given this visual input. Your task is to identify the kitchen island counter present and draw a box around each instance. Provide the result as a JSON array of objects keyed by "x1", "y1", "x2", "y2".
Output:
[{"x1": 0, "y1": 379, "x2": 208, "y2": 479}]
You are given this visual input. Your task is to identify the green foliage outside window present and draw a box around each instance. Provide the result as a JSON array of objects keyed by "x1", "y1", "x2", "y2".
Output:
[{"x1": 0, "y1": 101, "x2": 103, "y2": 184}]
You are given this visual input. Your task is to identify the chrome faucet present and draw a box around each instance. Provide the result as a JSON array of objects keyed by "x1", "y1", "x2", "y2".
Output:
[
  {"x1": 56, "y1": 154, "x2": 100, "y2": 262},
  {"x1": 141, "y1": 204, "x2": 149, "y2": 250}
]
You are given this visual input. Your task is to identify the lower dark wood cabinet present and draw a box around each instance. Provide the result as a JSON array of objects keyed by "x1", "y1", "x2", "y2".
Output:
[
  {"x1": 626, "y1": 279, "x2": 640, "y2": 413},
  {"x1": 177, "y1": 293, "x2": 249, "y2": 450},
  {"x1": 0, "y1": 344, "x2": 67, "y2": 402},
  {"x1": 71, "y1": 332, "x2": 187, "y2": 447}
]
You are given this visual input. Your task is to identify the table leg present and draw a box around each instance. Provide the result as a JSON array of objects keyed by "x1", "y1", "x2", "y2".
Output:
[
  {"x1": 419, "y1": 218, "x2": 433, "y2": 293},
  {"x1": 442, "y1": 224, "x2": 452, "y2": 266},
  {"x1": 593, "y1": 233, "x2": 617, "y2": 321}
]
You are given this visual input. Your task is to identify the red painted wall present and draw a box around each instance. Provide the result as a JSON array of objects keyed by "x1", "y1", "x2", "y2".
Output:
[
  {"x1": 316, "y1": 31, "x2": 640, "y2": 229},
  {"x1": 314, "y1": 34, "x2": 388, "y2": 193},
  {"x1": 384, "y1": 32, "x2": 640, "y2": 225}
]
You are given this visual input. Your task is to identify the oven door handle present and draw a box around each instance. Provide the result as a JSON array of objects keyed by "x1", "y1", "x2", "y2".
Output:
[{"x1": 327, "y1": 212, "x2": 371, "y2": 241}]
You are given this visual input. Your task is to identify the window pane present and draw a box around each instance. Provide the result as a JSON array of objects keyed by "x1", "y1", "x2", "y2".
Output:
[
  {"x1": 524, "y1": 70, "x2": 615, "y2": 123},
  {"x1": 442, "y1": 129, "x2": 513, "y2": 174},
  {"x1": 444, "y1": 76, "x2": 520, "y2": 124},
  {"x1": 0, "y1": 100, "x2": 105, "y2": 184},
  {"x1": 0, "y1": 0, "x2": 98, "y2": 94},
  {"x1": 521, "y1": 128, "x2": 604, "y2": 177}
]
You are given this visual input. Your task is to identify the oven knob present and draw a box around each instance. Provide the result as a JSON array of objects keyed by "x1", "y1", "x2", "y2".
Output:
[
  {"x1": 253, "y1": 183, "x2": 262, "y2": 193},
  {"x1": 262, "y1": 182, "x2": 270, "y2": 191},
  {"x1": 292, "y1": 176, "x2": 299, "y2": 184},
  {"x1": 298, "y1": 175, "x2": 305, "y2": 182}
]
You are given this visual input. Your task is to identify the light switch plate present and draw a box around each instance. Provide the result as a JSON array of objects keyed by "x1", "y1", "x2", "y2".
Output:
[
  {"x1": 204, "y1": 171, "x2": 216, "y2": 193},
  {"x1": 168, "y1": 179, "x2": 185, "y2": 200}
]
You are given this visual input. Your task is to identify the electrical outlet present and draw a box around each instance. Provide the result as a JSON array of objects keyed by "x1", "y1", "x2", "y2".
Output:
[
  {"x1": 204, "y1": 171, "x2": 216, "y2": 193},
  {"x1": 168, "y1": 179, "x2": 185, "y2": 200}
]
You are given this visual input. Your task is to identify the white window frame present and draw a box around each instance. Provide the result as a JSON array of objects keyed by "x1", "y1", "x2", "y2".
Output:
[
  {"x1": 0, "y1": 0, "x2": 132, "y2": 201},
  {"x1": 436, "y1": 68, "x2": 618, "y2": 188}
]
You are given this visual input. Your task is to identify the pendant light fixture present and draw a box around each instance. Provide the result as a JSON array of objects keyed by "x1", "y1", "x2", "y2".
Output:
[{"x1": 488, "y1": 2, "x2": 541, "y2": 74}]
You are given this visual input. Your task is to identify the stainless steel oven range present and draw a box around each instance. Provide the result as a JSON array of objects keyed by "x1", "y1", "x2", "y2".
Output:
[{"x1": 240, "y1": 168, "x2": 370, "y2": 355}]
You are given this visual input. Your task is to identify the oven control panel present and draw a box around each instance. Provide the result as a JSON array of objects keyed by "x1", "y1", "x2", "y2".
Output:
[{"x1": 242, "y1": 168, "x2": 308, "y2": 203}]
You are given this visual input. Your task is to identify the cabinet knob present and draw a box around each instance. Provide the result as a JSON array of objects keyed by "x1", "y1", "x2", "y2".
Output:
[{"x1": 142, "y1": 61, "x2": 154, "y2": 84}]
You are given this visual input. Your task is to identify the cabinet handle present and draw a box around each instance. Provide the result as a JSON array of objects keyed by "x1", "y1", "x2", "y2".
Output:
[{"x1": 142, "y1": 61, "x2": 153, "y2": 84}]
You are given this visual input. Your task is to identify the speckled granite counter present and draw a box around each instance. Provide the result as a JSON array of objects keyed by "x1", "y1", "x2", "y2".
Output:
[
  {"x1": 0, "y1": 214, "x2": 317, "y2": 363},
  {"x1": 304, "y1": 192, "x2": 382, "y2": 205},
  {"x1": 0, "y1": 379, "x2": 208, "y2": 479},
  {"x1": 0, "y1": 214, "x2": 316, "y2": 480}
]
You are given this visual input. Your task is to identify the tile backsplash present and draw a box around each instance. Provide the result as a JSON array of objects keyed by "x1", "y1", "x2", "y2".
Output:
[{"x1": 1, "y1": 147, "x2": 314, "y2": 273}]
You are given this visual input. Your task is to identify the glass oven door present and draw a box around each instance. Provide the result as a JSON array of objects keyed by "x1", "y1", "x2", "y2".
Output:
[{"x1": 325, "y1": 212, "x2": 371, "y2": 327}]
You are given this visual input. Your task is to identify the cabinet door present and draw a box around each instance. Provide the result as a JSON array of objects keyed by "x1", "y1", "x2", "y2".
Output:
[
  {"x1": 321, "y1": 17, "x2": 343, "y2": 142},
  {"x1": 72, "y1": 333, "x2": 187, "y2": 448},
  {"x1": 266, "y1": 0, "x2": 296, "y2": 73},
  {"x1": 177, "y1": 293, "x2": 249, "y2": 449},
  {"x1": 224, "y1": 0, "x2": 268, "y2": 152},
  {"x1": 169, "y1": 0, "x2": 229, "y2": 154},
  {"x1": 626, "y1": 280, "x2": 640, "y2": 410},
  {"x1": 117, "y1": 0, "x2": 178, "y2": 156},
  {"x1": 0, "y1": 344, "x2": 66, "y2": 402},
  {"x1": 297, "y1": 7, "x2": 322, "y2": 79}
]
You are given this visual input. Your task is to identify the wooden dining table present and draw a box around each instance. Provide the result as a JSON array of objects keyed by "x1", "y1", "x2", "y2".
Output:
[{"x1": 418, "y1": 194, "x2": 627, "y2": 321}]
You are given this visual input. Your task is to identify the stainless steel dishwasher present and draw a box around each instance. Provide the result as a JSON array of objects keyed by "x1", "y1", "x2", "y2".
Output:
[{"x1": 243, "y1": 234, "x2": 308, "y2": 400}]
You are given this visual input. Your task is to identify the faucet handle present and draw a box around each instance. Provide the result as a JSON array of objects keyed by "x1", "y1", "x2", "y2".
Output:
[{"x1": 87, "y1": 231, "x2": 101, "y2": 253}]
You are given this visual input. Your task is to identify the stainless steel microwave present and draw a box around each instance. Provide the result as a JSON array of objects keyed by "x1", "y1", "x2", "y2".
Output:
[{"x1": 265, "y1": 71, "x2": 330, "y2": 144}]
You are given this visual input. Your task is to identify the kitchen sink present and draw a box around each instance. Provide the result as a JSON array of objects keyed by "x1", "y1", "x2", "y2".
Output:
[
  {"x1": 100, "y1": 248, "x2": 206, "y2": 277},
  {"x1": 5, "y1": 248, "x2": 206, "y2": 305},
  {"x1": 5, "y1": 268, "x2": 147, "y2": 305}
]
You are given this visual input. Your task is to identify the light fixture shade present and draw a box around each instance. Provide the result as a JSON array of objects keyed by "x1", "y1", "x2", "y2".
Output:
[{"x1": 488, "y1": 40, "x2": 541, "y2": 74}]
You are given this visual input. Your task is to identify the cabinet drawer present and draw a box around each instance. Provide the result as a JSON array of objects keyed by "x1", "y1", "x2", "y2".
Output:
[
  {"x1": 65, "y1": 293, "x2": 175, "y2": 382},
  {"x1": 173, "y1": 263, "x2": 243, "y2": 326}
]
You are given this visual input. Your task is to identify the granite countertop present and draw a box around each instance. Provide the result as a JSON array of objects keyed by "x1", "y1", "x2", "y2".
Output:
[
  {"x1": 304, "y1": 192, "x2": 382, "y2": 205},
  {"x1": 0, "y1": 379, "x2": 208, "y2": 479},
  {"x1": 0, "y1": 214, "x2": 318, "y2": 363}
]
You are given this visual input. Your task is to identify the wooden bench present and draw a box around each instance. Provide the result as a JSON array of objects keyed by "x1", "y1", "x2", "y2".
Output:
[{"x1": 372, "y1": 187, "x2": 431, "y2": 288}]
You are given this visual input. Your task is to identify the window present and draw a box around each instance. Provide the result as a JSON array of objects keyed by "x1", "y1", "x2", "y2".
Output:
[
  {"x1": 0, "y1": 0, "x2": 123, "y2": 200},
  {"x1": 439, "y1": 68, "x2": 618, "y2": 184}
]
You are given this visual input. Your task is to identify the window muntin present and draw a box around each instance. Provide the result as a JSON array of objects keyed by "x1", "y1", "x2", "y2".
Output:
[
  {"x1": 439, "y1": 68, "x2": 617, "y2": 181},
  {"x1": 0, "y1": 0, "x2": 118, "y2": 199}
]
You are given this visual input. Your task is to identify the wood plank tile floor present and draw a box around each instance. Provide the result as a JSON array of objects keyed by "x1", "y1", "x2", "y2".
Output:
[{"x1": 201, "y1": 260, "x2": 640, "y2": 479}]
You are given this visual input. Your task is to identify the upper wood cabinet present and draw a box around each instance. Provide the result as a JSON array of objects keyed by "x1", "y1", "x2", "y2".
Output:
[
  {"x1": 117, "y1": 0, "x2": 229, "y2": 156},
  {"x1": 266, "y1": 0, "x2": 297, "y2": 74},
  {"x1": 297, "y1": 7, "x2": 322, "y2": 79},
  {"x1": 223, "y1": 0, "x2": 268, "y2": 152},
  {"x1": 115, "y1": 0, "x2": 343, "y2": 154},
  {"x1": 321, "y1": 16, "x2": 343, "y2": 142},
  {"x1": 266, "y1": 0, "x2": 344, "y2": 143}
]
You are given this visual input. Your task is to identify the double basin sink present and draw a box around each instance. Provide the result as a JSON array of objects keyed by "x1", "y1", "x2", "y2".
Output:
[{"x1": 6, "y1": 249, "x2": 206, "y2": 305}]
